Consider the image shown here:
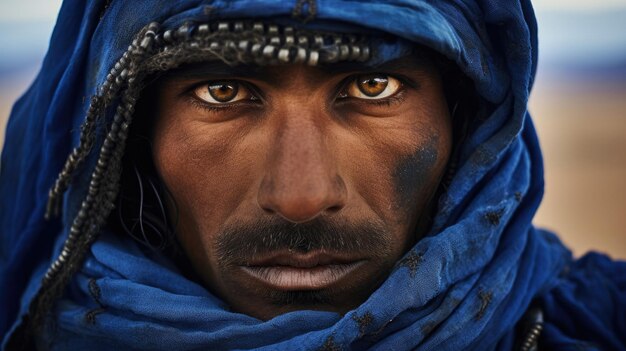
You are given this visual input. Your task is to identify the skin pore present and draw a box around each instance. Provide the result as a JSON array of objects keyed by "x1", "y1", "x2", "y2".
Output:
[{"x1": 150, "y1": 54, "x2": 453, "y2": 320}]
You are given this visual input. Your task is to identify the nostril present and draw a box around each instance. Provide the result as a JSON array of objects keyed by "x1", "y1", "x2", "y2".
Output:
[
  {"x1": 260, "y1": 206, "x2": 276, "y2": 215},
  {"x1": 257, "y1": 194, "x2": 345, "y2": 223},
  {"x1": 326, "y1": 205, "x2": 343, "y2": 213}
]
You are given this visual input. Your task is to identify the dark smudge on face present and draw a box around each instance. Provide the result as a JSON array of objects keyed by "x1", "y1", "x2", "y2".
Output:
[{"x1": 392, "y1": 135, "x2": 440, "y2": 211}]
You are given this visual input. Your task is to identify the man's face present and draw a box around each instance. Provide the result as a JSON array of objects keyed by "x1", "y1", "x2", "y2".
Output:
[{"x1": 151, "y1": 55, "x2": 452, "y2": 320}]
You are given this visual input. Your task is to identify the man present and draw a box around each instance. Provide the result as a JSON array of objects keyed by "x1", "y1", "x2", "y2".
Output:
[{"x1": 1, "y1": 0, "x2": 624, "y2": 350}]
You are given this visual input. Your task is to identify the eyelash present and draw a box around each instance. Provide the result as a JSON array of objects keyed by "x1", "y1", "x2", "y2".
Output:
[
  {"x1": 186, "y1": 73, "x2": 410, "y2": 112},
  {"x1": 186, "y1": 81, "x2": 261, "y2": 113},
  {"x1": 187, "y1": 96, "x2": 238, "y2": 113},
  {"x1": 338, "y1": 76, "x2": 408, "y2": 106},
  {"x1": 359, "y1": 91, "x2": 407, "y2": 107}
]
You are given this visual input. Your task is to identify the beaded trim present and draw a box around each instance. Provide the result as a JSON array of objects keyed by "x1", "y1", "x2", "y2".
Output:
[
  {"x1": 146, "y1": 21, "x2": 371, "y2": 69},
  {"x1": 34, "y1": 20, "x2": 372, "y2": 328},
  {"x1": 519, "y1": 307, "x2": 544, "y2": 351}
]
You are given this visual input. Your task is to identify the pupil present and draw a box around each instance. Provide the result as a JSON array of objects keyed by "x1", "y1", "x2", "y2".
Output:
[
  {"x1": 209, "y1": 82, "x2": 238, "y2": 102},
  {"x1": 358, "y1": 75, "x2": 388, "y2": 97}
]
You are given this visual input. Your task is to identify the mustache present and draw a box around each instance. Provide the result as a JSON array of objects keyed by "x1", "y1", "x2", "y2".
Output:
[{"x1": 215, "y1": 217, "x2": 392, "y2": 266}]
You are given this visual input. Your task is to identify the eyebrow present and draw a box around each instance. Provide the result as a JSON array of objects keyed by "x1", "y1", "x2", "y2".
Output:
[
  {"x1": 163, "y1": 60, "x2": 268, "y2": 80},
  {"x1": 321, "y1": 55, "x2": 431, "y2": 75},
  {"x1": 163, "y1": 54, "x2": 431, "y2": 82}
]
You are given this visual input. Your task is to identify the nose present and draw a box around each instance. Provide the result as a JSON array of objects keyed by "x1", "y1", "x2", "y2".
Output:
[{"x1": 257, "y1": 118, "x2": 347, "y2": 223}]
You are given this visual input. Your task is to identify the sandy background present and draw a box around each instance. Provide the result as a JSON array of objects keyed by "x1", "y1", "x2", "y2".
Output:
[{"x1": 530, "y1": 79, "x2": 626, "y2": 259}]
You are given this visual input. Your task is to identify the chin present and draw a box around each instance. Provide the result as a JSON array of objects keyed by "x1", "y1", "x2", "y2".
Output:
[{"x1": 216, "y1": 259, "x2": 395, "y2": 320}]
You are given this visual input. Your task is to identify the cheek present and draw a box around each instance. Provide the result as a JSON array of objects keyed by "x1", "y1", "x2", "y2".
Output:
[
  {"x1": 151, "y1": 109, "x2": 265, "y2": 289},
  {"x1": 392, "y1": 134, "x2": 441, "y2": 211},
  {"x1": 389, "y1": 83, "x2": 453, "y2": 214},
  {"x1": 151, "y1": 111, "x2": 254, "y2": 245},
  {"x1": 349, "y1": 94, "x2": 452, "y2": 228},
  {"x1": 154, "y1": 125, "x2": 224, "y2": 210}
]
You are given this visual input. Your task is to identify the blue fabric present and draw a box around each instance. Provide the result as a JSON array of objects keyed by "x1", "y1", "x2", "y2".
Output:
[{"x1": 1, "y1": 0, "x2": 624, "y2": 349}]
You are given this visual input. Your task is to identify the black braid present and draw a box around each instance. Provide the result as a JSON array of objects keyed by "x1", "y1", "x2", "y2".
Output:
[
  {"x1": 28, "y1": 23, "x2": 160, "y2": 336},
  {"x1": 45, "y1": 48, "x2": 137, "y2": 219}
]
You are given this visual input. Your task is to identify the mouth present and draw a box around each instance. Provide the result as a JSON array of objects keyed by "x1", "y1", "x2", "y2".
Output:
[{"x1": 239, "y1": 252, "x2": 366, "y2": 290}]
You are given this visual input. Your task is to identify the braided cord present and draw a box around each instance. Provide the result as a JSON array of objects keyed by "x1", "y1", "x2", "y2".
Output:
[{"x1": 32, "y1": 22, "x2": 160, "y2": 331}]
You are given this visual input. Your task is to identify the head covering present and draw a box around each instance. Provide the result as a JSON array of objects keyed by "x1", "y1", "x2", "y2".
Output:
[{"x1": 2, "y1": 0, "x2": 623, "y2": 350}]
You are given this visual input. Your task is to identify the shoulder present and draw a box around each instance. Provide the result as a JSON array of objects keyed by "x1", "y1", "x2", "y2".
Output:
[{"x1": 538, "y1": 252, "x2": 626, "y2": 350}]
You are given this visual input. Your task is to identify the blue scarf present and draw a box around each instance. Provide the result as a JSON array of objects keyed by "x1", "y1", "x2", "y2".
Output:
[{"x1": 2, "y1": 1, "x2": 624, "y2": 350}]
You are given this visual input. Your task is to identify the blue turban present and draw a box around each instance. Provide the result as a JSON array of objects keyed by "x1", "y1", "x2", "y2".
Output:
[{"x1": 1, "y1": 0, "x2": 624, "y2": 349}]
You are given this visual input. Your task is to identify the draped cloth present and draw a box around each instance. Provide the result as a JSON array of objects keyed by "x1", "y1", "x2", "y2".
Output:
[{"x1": 1, "y1": 0, "x2": 624, "y2": 350}]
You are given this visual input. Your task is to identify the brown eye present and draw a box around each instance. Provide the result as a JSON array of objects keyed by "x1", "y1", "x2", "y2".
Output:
[
  {"x1": 193, "y1": 81, "x2": 253, "y2": 104},
  {"x1": 358, "y1": 75, "x2": 388, "y2": 96},
  {"x1": 209, "y1": 82, "x2": 238, "y2": 102},
  {"x1": 346, "y1": 74, "x2": 402, "y2": 100}
]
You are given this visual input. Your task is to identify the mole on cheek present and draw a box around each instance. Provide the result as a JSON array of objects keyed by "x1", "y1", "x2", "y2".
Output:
[{"x1": 392, "y1": 136, "x2": 440, "y2": 211}]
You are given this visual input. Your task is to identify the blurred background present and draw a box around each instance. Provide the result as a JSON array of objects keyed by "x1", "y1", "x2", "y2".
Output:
[{"x1": 0, "y1": 1, "x2": 625, "y2": 258}]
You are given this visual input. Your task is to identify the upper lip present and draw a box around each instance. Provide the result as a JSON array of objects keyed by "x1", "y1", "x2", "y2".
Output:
[{"x1": 243, "y1": 251, "x2": 363, "y2": 268}]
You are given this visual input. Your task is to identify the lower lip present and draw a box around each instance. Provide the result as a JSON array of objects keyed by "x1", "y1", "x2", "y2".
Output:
[{"x1": 241, "y1": 262, "x2": 364, "y2": 290}]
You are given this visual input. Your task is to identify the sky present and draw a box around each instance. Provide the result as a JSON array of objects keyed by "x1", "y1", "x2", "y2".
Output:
[
  {"x1": 534, "y1": 0, "x2": 626, "y2": 11},
  {"x1": 1, "y1": 0, "x2": 625, "y2": 18}
]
